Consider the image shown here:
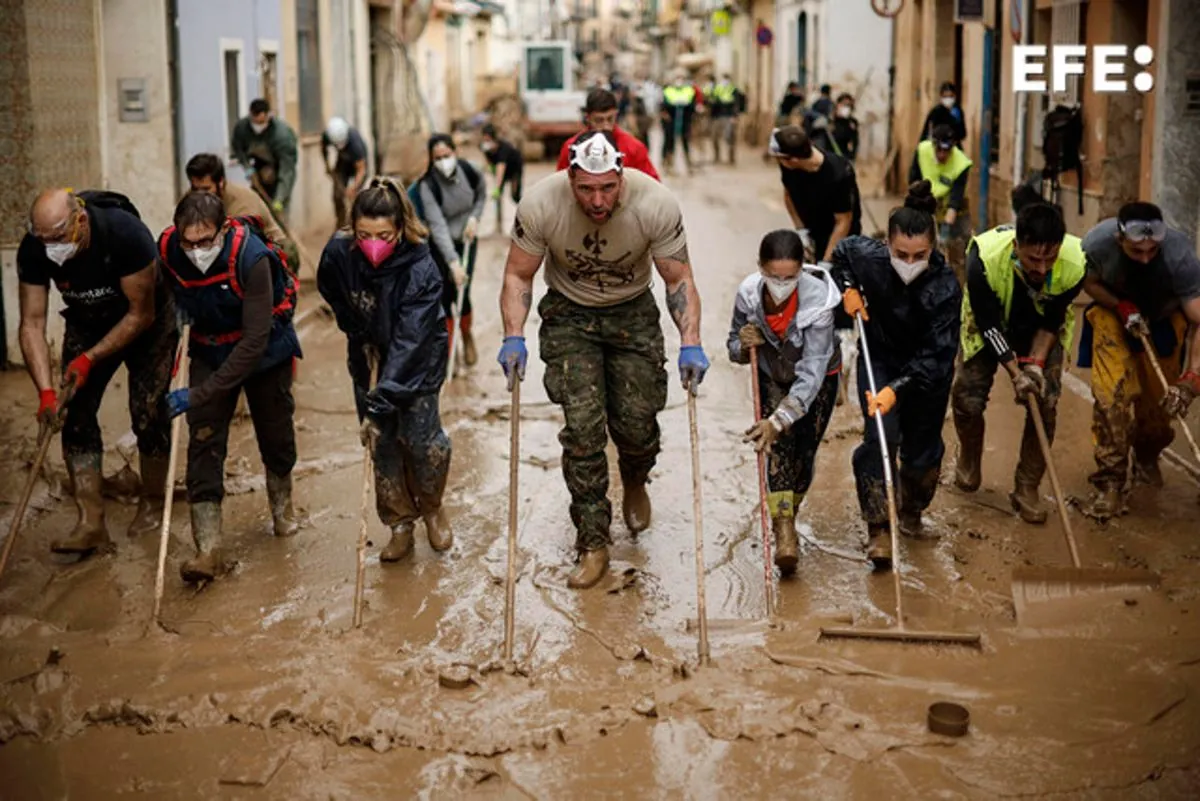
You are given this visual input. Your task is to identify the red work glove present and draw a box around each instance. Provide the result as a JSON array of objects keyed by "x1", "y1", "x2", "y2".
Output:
[
  {"x1": 1115, "y1": 301, "x2": 1149, "y2": 337},
  {"x1": 62, "y1": 353, "x2": 94, "y2": 393},
  {"x1": 36, "y1": 388, "x2": 59, "y2": 428}
]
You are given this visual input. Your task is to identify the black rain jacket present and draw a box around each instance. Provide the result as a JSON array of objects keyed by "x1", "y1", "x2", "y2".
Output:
[
  {"x1": 317, "y1": 233, "x2": 447, "y2": 419},
  {"x1": 830, "y1": 235, "x2": 962, "y2": 397}
]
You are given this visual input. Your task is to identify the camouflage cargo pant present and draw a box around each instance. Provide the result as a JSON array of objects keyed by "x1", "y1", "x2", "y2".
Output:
[
  {"x1": 951, "y1": 344, "x2": 1064, "y2": 489},
  {"x1": 539, "y1": 289, "x2": 668, "y2": 552}
]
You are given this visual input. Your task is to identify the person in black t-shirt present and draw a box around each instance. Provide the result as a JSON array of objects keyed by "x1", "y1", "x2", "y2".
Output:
[
  {"x1": 17, "y1": 188, "x2": 178, "y2": 559},
  {"x1": 480, "y1": 123, "x2": 524, "y2": 230},
  {"x1": 770, "y1": 125, "x2": 863, "y2": 266},
  {"x1": 323, "y1": 117, "x2": 369, "y2": 228}
]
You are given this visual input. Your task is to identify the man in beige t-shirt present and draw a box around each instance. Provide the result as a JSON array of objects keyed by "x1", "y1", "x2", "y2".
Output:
[
  {"x1": 185, "y1": 153, "x2": 301, "y2": 273},
  {"x1": 498, "y1": 131, "x2": 710, "y2": 589}
]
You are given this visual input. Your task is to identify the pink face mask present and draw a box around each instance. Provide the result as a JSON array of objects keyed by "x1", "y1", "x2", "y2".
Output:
[{"x1": 359, "y1": 238, "x2": 395, "y2": 267}]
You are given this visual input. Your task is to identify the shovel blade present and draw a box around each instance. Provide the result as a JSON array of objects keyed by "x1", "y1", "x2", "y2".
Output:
[{"x1": 1011, "y1": 566, "x2": 1161, "y2": 626}]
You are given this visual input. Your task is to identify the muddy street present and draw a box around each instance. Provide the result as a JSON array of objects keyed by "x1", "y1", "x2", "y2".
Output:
[{"x1": 3, "y1": 158, "x2": 1200, "y2": 799}]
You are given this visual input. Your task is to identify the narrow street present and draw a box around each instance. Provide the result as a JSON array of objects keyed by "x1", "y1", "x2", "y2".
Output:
[{"x1": 2, "y1": 157, "x2": 1200, "y2": 799}]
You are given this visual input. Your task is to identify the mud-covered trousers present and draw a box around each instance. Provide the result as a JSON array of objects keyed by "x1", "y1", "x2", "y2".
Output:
[
  {"x1": 853, "y1": 354, "x2": 953, "y2": 525},
  {"x1": 61, "y1": 311, "x2": 177, "y2": 462},
  {"x1": 539, "y1": 289, "x2": 668, "y2": 552},
  {"x1": 186, "y1": 358, "x2": 297, "y2": 503},
  {"x1": 369, "y1": 393, "x2": 451, "y2": 528},
  {"x1": 761, "y1": 370, "x2": 839, "y2": 519},
  {"x1": 950, "y1": 344, "x2": 1064, "y2": 491},
  {"x1": 1086, "y1": 306, "x2": 1187, "y2": 491}
]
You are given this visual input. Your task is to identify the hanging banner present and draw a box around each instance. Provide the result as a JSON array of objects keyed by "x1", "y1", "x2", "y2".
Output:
[{"x1": 1011, "y1": 1, "x2": 1024, "y2": 43}]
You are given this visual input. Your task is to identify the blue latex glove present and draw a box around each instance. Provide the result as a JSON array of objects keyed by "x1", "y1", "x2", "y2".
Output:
[
  {"x1": 244, "y1": 166, "x2": 256, "y2": 179},
  {"x1": 497, "y1": 336, "x2": 528, "y2": 391},
  {"x1": 678, "y1": 345, "x2": 710, "y2": 394},
  {"x1": 166, "y1": 388, "x2": 190, "y2": 419},
  {"x1": 938, "y1": 222, "x2": 952, "y2": 243}
]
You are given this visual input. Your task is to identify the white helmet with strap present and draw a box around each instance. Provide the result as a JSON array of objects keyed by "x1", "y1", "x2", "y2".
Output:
[{"x1": 569, "y1": 133, "x2": 624, "y2": 175}]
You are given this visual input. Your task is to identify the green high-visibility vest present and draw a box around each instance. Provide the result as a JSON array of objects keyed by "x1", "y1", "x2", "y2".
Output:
[
  {"x1": 917, "y1": 140, "x2": 972, "y2": 214},
  {"x1": 959, "y1": 227, "x2": 1086, "y2": 361},
  {"x1": 711, "y1": 82, "x2": 736, "y2": 104},
  {"x1": 664, "y1": 85, "x2": 696, "y2": 106}
]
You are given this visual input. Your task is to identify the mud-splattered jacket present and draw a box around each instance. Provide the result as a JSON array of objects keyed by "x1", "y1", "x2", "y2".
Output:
[
  {"x1": 317, "y1": 233, "x2": 447, "y2": 419},
  {"x1": 727, "y1": 266, "x2": 841, "y2": 427},
  {"x1": 830, "y1": 235, "x2": 962, "y2": 396}
]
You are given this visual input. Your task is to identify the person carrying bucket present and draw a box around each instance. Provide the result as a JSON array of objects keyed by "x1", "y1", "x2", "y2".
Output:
[
  {"x1": 829, "y1": 181, "x2": 962, "y2": 568},
  {"x1": 728, "y1": 230, "x2": 842, "y2": 575}
]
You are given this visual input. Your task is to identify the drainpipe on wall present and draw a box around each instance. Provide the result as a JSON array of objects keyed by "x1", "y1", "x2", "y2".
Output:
[
  {"x1": 1012, "y1": 0, "x2": 1030, "y2": 206},
  {"x1": 166, "y1": 0, "x2": 184, "y2": 199},
  {"x1": 979, "y1": 23, "x2": 993, "y2": 232},
  {"x1": 95, "y1": 0, "x2": 110, "y2": 189}
]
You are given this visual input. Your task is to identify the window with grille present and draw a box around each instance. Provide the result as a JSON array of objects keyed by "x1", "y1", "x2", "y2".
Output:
[
  {"x1": 1050, "y1": 0, "x2": 1087, "y2": 107},
  {"x1": 297, "y1": 0, "x2": 324, "y2": 135}
]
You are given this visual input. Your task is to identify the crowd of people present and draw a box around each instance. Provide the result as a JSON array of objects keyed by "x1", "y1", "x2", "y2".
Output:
[{"x1": 13, "y1": 81, "x2": 1200, "y2": 596}]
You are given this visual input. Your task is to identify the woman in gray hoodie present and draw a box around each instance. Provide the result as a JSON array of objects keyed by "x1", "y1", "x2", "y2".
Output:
[
  {"x1": 418, "y1": 134, "x2": 488, "y2": 365},
  {"x1": 728, "y1": 229, "x2": 842, "y2": 575}
]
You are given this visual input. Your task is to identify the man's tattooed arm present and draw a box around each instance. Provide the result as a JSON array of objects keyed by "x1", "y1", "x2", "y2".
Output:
[
  {"x1": 653, "y1": 244, "x2": 702, "y2": 346},
  {"x1": 501, "y1": 243, "x2": 544, "y2": 337}
]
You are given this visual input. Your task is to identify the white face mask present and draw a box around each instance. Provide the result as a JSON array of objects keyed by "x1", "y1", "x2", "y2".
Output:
[
  {"x1": 837, "y1": 105, "x2": 852, "y2": 119},
  {"x1": 891, "y1": 255, "x2": 930, "y2": 285},
  {"x1": 763, "y1": 275, "x2": 798, "y2": 303},
  {"x1": 251, "y1": 121, "x2": 269, "y2": 134},
  {"x1": 186, "y1": 244, "x2": 223, "y2": 271},
  {"x1": 481, "y1": 141, "x2": 495, "y2": 152},
  {"x1": 436, "y1": 156, "x2": 458, "y2": 177},
  {"x1": 941, "y1": 96, "x2": 955, "y2": 108},
  {"x1": 44, "y1": 242, "x2": 79, "y2": 266}
]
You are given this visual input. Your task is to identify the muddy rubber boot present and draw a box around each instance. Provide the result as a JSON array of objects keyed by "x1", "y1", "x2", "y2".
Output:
[
  {"x1": 622, "y1": 481, "x2": 651, "y2": 534},
  {"x1": 423, "y1": 507, "x2": 454, "y2": 552},
  {"x1": 265, "y1": 471, "x2": 300, "y2": 538},
  {"x1": 1009, "y1": 482, "x2": 1048, "y2": 525},
  {"x1": 380, "y1": 523, "x2": 415, "y2": 562},
  {"x1": 127, "y1": 454, "x2": 168, "y2": 538},
  {"x1": 898, "y1": 510, "x2": 924, "y2": 538},
  {"x1": 953, "y1": 414, "x2": 984, "y2": 492},
  {"x1": 567, "y1": 547, "x2": 610, "y2": 589},
  {"x1": 773, "y1": 516, "x2": 799, "y2": 576},
  {"x1": 51, "y1": 456, "x2": 113, "y2": 556},
  {"x1": 1084, "y1": 488, "x2": 1123, "y2": 521},
  {"x1": 461, "y1": 320, "x2": 478, "y2": 367},
  {"x1": 179, "y1": 502, "x2": 225, "y2": 583},
  {"x1": 1134, "y1": 456, "x2": 1164, "y2": 488},
  {"x1": 866, "y1": 525, "x2": 892, "y2": 571}
]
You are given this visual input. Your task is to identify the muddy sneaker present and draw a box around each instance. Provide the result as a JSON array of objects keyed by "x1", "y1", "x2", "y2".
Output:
[
  {"x1": 1134, "y1": 457, "x2": 1164, "y2": 488},
  {"x1": 622, "y1": 482, "x2": 651, "y2": 534},
  {"x1": 51, "y1": 456, "x2": 113, "y2": 556},
  {"x1": 773, "y1": 516, "x2": 798, "y2": 576},
  {"x1": 1009, "y1": 483, "x2": 1048, "y2": 525},
  {"x1": 380, "y1": 523, "x2": 415, "y2": 562},
  {"x1": 866, "y1": 525, "x2": 892, "y2": 571},
  {"x1": 567, "y1": 547, "x2": 610, "y2": 589},
  {"x1": 1083, "y1": 488, "x2": 1123, "y2": 522},
  {"x1": 423, "y1": 507, "x2": 454, "y2": 552}
]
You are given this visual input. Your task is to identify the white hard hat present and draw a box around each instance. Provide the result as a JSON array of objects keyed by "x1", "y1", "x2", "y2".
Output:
[
  {"x1": 326, "y1": 117, "x2": 350, "y2": 147},
  {"x1": 569, "y1": 133, "x2": 624, "y2": 175}
]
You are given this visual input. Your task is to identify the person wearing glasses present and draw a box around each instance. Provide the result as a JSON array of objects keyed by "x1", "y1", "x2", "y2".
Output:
[
  {"x1": 158, "y1": 191, "x2": 302, "y2": 583},
  {"x1": 1079, "y1": 203, "x2": 1200, "y2": 520},
  {"x1": 17, "y1": 188, "x2": 177, "y2": 559}
]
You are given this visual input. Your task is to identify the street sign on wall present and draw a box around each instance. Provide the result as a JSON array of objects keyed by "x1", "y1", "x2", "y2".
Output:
[
  {"x1": 955, "y1": 0, "x2": 985, "y2": 23},
  {"x1": 870, "y1": 0, "x2": 904, "y2": 18},
  {"x1": 756, "y1": 23, "x2": 773, "y2": 47}
]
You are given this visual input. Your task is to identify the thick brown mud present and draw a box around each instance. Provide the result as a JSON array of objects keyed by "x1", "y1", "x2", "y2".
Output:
[{"x1": 3, "y1": 161, "x2": 1200, "y2": 798}]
